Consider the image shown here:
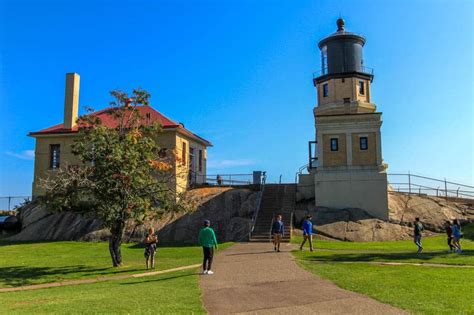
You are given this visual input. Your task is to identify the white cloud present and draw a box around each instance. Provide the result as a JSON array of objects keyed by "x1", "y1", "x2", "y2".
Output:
[
  {"x1": 207, "y1": 158, "x2": 255, "y2": 169},
  {"x1": 5, "y1": 150, "x2": 35, "y2": 160}
]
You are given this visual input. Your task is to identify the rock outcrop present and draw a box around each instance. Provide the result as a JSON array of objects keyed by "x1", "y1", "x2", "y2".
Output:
[
  {"x1": 388, "y1": 192, "x2": 474, "y2": 232},
  {"x1": 294, "y1": 205, "x2": 415, "y2": 242},
  {"x1": 8, "y1": 187, "x2": 260, "y2": 243},
  {"x1": 294, "y1": 192, "x2": 473, "y2": 242}
]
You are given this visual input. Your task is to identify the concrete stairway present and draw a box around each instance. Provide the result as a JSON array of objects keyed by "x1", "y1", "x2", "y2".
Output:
[{"x1": 249, "y1": 184, "x2": 296, "y2": 243}]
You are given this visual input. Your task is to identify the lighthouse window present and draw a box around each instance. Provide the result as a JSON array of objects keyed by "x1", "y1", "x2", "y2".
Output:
[
  {"x1": 330, "y1": 138, "x2": 338, "y2": 151},
  {"x1": 358, "y1": 81, "x2": 365, "y2": 95},
  {"x1": 360, "y1": 137, "x2": 368, "y2": 150},
  {"x1": 49, "y1": 144, "x2": 60, "y2": 169},
  {"x1": 323, "y1": 83, "x2": 329, "y2": 97},
  {"x1": 321, "y1": 46, "x2": 328, "y2": 74}
]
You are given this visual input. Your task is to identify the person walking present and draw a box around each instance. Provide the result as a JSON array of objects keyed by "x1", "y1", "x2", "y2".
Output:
[
  {"x1": 451, "y1": 219, "x2": 463, "y2": 253},
  {"x1": 271, "y1": 214, "x2": 284, "y2": 252},
  {"x1": 444, "y1": 221, "x2": 455, "y2": 252},
  {"x1": 199, "y1": 220, "x2": 218, "y2": 275},
  {"x1": 413, "y1": 218, "x2": 424, "y2": 253},
  {"x1": 144, "y1": 228, "x2": 158, "y2": 269},
  {"x1": 300, "y1": 215, "x2": 314, "y2": 252}
]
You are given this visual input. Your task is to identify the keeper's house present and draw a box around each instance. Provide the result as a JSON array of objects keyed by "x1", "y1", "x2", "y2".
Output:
[{"x1": 29, "y1": 73, "x2": 212, "y2": 197}]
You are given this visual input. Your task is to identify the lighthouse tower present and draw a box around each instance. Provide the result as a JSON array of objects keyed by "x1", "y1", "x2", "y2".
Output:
[{"x1": 299, "y1": 19, "x2": 389, "y2": 220}]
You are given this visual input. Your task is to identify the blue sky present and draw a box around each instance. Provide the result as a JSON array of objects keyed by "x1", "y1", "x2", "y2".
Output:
[{"x1": 0, "y1": 0, "x2": 473, "y2": 198}]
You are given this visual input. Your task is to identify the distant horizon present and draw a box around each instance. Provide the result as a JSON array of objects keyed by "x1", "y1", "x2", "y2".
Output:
[{"x1": 0, "y1": 0, "x2": 472, "y2": 198}]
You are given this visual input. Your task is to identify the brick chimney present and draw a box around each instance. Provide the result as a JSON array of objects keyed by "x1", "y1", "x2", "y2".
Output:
[{"x1": 63, "y1": 73, "x2": 80, "y2": 129}]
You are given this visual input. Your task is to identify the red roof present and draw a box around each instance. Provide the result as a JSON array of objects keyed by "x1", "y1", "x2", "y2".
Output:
[{"x1": 29, "y1": 106, "x2": 212, "y2": 146}]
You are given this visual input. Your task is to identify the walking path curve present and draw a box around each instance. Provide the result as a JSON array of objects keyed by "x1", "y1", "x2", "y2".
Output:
[{"x1": 200, "y1": 242, "x2": 408, "y2": 314}]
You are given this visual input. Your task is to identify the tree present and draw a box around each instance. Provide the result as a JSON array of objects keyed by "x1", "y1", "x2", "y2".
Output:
[{"x1": 40, "y1": 89, "x2": 179, "y2": 266}]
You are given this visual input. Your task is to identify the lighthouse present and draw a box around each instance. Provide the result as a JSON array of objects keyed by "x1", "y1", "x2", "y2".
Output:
[{"x1": 298, "y1": 19, "x2": 389, "y2": 220}]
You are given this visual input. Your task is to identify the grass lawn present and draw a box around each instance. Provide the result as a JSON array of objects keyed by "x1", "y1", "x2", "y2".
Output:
[
  {"x1": 0, "y1": 269, "x2": 205, "y2": 314},
  {"x1": 292, "y1": 224, "x2": 474, "y2": 314},
  {"x1": 0, "y1": 241, "x2": 232, "y2": 288},
  {"x1": 0, "y1": 241, "x2": 232, "y2": 313}
]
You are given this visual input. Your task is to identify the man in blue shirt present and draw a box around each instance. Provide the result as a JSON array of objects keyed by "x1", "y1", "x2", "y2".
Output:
[
  {"x1": 300, "y1": 214, "x2": 314, "y2": 252},
  {"x1": 271, "y1": 214, "x2": 284, "y2": 252}
]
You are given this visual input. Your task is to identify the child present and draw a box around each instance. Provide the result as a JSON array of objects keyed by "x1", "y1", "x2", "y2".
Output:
[
  {"x1": 300, "y1": 214, "x2": 314, "y2": 252},
  {"x1": 413, "y1": 218, "x2": 424, "y2": 253},
  {"x1": 144, "y1": 228, "x2": 158, "y2": 269},
  {"x1": 198, "y1": 220, "x2": 218, "y2": 275},
  {"x1": 271, "y1": 214, "x2": 284, "y2": 252},
  {"x1": 445, "y1": 221, "x2": 455, "y2": 252},
  {"x1": 451, "y1": 219, "x2": 463, "y2": 253}
]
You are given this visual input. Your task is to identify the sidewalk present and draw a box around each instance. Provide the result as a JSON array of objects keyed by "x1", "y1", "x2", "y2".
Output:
[{"x1": 199, "y1": 242, "x2": 407, "y2": 314}]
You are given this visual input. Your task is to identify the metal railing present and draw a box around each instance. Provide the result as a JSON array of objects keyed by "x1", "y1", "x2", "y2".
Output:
[
  {"x1": 388, "y1": 173, "x2": 474, "y2": 200},
  {"x1": 313, "y1": 65, "x2": 374, "y2": 78},
  {"x1": 193, "y1": 173, "x2": 258, "y2": 186},
  {"x1": 0, "y1": 196, "x2": 31, "y2": 211},
  {"x1": 247, "y1": 172, "x2": 267, "y2": 241},
  {"x1": 295, "y1": 163, "x2": 310, "y2": 183}
]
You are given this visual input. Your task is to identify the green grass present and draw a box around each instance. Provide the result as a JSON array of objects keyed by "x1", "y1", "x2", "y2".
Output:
[
  {"x1": 295, "y1": 260, "x2": 474, "y2": 315},
  {"x1": 292, "y1": 224, "x2": 474, "y2": 314},
  {"x1": 0, "y1": 241, "x2": 233, "y2": 313},
  {"x1": 292, "y1": 223, "x2": 474, "y2": 265},
  {"x1": 0, "y1": 241, "x2": 232, "y2": 288},
  {"x1": 0, "y1": 269, "x2": 206, "y2": 314}
]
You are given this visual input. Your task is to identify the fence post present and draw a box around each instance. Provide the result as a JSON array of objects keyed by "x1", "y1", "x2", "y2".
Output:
[
  {"x1": 8, "y1": 196, "x2": 11, "y2": 211},
  {"x1": 229, "y1": 174, "x2": 232, "y2": 186},
  {"x1": 436, "y1": 187, "x2": 439, "y2": 197},
  {"x1": 444, "y1": 178, "x2": 448, "y2": 201},
  {"x1": 408, "y1": 172, "x2": 411, "y2": 195},
  {"x1": 457, "y1": 187, "x2": 460, "y2": 198},
  {"x1": 419, "y1": 187, "x2": 421, "y2": 196}
]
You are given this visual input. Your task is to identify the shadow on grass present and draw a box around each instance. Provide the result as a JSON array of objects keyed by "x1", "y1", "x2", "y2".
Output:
[
  {"x1": 299, "y1": 250, "x2": 474, "y2": 264},
  {"x1": 0, "y1": 264, "x2": 145, "y2": 287}
]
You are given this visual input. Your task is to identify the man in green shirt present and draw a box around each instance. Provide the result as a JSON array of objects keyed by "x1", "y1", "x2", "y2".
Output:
[{"x1": 198, "y1": 220, "x2": 218, "y2": 275}]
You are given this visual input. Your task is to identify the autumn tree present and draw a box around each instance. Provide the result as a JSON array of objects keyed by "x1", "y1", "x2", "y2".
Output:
[{"x1": 40, "y1": 89, "x2": 179, "y2": 266}]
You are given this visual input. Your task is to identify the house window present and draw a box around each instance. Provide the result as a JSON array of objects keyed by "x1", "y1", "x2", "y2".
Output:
[
  {"x1": 330, "y1": 138, "x2": 338, "y2": 151},
  {"x1": 341, "y1": 78, "x2": 345, "y2": 83},
  {"x1": 323, "y1": 83, "x2": 329, "y2": 97},
  {"x1": 181, "y1": 142, "x2": 186, "y2": 165},
  {"x1": 343, "y1": 98, "x2": 350, "y2": 104},
  {"x1": 189, "y1": 148, "x2": 194, "y2": 170},
  {"x1": 50, "y1": 144, "x2": 60, "y2": 169},
  {"x1": 358, "y1": 81, "x2": 365, "y2": 95},
  {"x1": 198, "y1": 150, "x2": 203, "y2": 172},
  {"x1": 360, "y1": 137, "x2": 368, "y2": 150}
]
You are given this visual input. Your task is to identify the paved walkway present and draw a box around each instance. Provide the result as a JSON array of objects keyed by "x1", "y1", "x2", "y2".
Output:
[
  {"x1": 0, "y1": 264, "x2": 201, "y2": 293},
  {"x1": 200, "y1": 243, "x2": 407, "y2": 314}
]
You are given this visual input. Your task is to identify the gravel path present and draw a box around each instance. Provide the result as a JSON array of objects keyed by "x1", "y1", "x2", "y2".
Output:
[{"x1": 200, "y1": 242, "x2": 408, "y2": 314}]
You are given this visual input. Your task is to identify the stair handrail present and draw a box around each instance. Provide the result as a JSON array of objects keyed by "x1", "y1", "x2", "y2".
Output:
[
  {"x1": 289, "y1": 210, "x2": 294, "y2": 241},
  {"x1": 269, "y1": 213, "x2": 275, "y2": 243},
  {"x1": 246, "y1": 172, "x2": 267, "y2": 241},
  {"x1": 294, "y1": 163, "x2": 310, "y2": 183}
]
